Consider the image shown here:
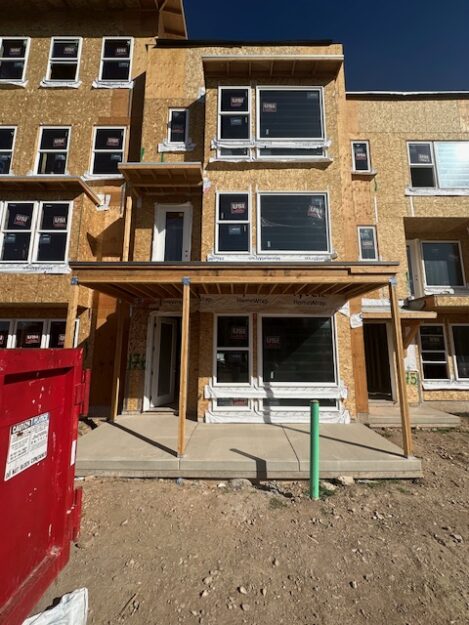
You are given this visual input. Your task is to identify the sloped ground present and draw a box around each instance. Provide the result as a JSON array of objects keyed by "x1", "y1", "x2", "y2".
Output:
[{"x1": 34, "y1": 420, "x2": 468, "y2": 625}]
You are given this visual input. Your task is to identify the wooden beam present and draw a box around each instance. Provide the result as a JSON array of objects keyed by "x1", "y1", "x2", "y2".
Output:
[
  {"x1": 349, "y1": 297, "x2": 369, "y2": 416},
  {"x1": 388, "y1": 279, "x2": 413, "y2": 457},
  {"x1": 64, "y1": 277, "x2": 79, "y2": 348},
  {"x1": 178, "y1": 278, "x2": 191, "y2": 457},
  {"x1": 403, "y1": 320, "x2": 420, "y2": 350},
  {"x1": 122, "y1": 195, "x2": 133, "y2": 262},
  {"x1": 110, "y1": 300, "x2": 127, "y2": 422}
]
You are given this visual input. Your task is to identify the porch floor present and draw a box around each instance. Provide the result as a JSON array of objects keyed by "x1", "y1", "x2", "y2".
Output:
[
  {"x1": 367, "y1": 402, "x2": 460, "y2": 429},
  {"x1": 77, "y1": 415, "x2": 422, "y2": 479}
]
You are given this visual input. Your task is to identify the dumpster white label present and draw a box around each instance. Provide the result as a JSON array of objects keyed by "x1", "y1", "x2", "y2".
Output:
[{"x1": 4, "y1": 412, "x2": 50, "y2": 481}]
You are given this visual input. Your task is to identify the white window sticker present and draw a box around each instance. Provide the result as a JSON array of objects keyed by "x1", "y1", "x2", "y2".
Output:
[{"x1": 4, "y1": 413, "x2": 50, "y2": 481}]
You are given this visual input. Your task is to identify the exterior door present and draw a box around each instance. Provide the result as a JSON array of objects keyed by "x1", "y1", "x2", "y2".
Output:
[
  {"x1": 364, "y1": 322, "x2": 393, "y2": 400},
  {"x1": 150, "y1": 318, "x2": 178, "y2": 407},
  {"x1": 153, "y1": 203, "x2": 192, "y2": 261}
]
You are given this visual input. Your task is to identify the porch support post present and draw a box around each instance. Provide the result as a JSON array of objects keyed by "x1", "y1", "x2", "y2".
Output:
[
  {"x1": 64, "y1": 276, "x2": 79, "y2": 348},
  {"x1": 110, "y1": 299, "x2": 127, "y2": 422},
  {"x1": 122, "y1": 194, "x2": 133, "y2": 262},
  {"x1": 388, "y1": 277, "x2": 413, "y2": 457},
  {"x1": 178, "y1": 277, "x2": 191, "y2": 457}
]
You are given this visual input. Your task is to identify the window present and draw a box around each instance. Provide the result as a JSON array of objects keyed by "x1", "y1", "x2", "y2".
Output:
[
  {"x1": 0, "y1": 320, "x2": 11, "y2": 348},
  {"x1": 408, "y1": 141, "x2": 469, "y2": 189},
  {"x1": 358, "y1": 226, "x2": 378, "y2": 261},
  {"x1": 258, "y1": 193, "x2": 329, "y2": 253},
  {"x1": 216, "y1": 193, "x2": 250, "y2": 253},
  {"x1": 167, "y1": 109, "x2": 189, "y2": 145},
  {"x1": 46, "y1": 37, "x2": 81, "y2": 82},
  {"x1": 99, "y1": 38, "x2": 132, "y2": 82},
  {"x1": 261, "y1": 316, "x2": 336, "y2": 384},
  {"x1": 0, "y1": 37, "x2": 29, "y2": 82},
  {"x1": 49, "y1": 320, "x2": 66, "y2": 348},
  {"x1": 36, "y1": 127, "x2": 70, "y2": 175},
  {"x1": 257, "y1": 88, "x2": 324, "y2": 157},
  {"x1": 352, "y1": 141, "x2": 371, "y2": 172},
  {"x1": 0, "y1": 127, "x2": 15, "y2": 174},
  {"x1": 0, "y1": 201, "x2": 71, "y2": 263},
  {"x1": 215, "y1": 316, "x2": 250, "y2": 384},
  {"x1": 451, "y1": 325, "x2": 469, "y2": 379},
  {"x1": 218, "y1": 87, "x2": 250, "y2": 157},
  {"x1": 91, "y1": 127, "x2": 125, "y2": 175},
  {"x1": 0, "y1": 319, "x2": 65, "y2": 348},
  {"x1": 421, "y1": 241, "x2": 464, "y2": 287},
  {"x1": 419, "y1": 326, "x2": 449, "y2": 380}
]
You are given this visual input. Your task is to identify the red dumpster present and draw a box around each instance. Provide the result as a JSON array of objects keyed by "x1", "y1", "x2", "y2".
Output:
[{"x1": 0, "y1": 349, "x2": 89, "y2": 625}]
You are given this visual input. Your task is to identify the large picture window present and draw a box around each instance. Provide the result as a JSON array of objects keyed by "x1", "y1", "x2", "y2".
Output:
[
  {"x1": 216, "y1": 193, "x2": 250, "y2": 253},
  {"x1": 215, "y1": 316, "x2": 250, "y2": 384},
  {"x1": 419, "y1": 325, "x2": 449, "y2": 380},
  {"x1": 0, "y1": 127, "x2": 15, "y2": 174},
  {"x1": 0, "y1": 37, "x2": 29, "y2": 82},
  {"x1": 36, "y1": 127, "x2": 70, "y2": 175},
  {"x1": 421, "y1": 241, "x2": 464, "y2": 287},
  {"x1": 258, "y1": 193, "x2": 329, "y2": 253},
  {"x1": 451, "y1": 325, "x2": 469, "y2": 380},
  {"x1": 91, "y1": 127, "x2": 125, "y2": 175},
  {"x1": 261, "y1": 316, "x2": 335, "y2": 384},
  {"x1": 408, "y1": 141, "x2": 469, "y2": 189}
]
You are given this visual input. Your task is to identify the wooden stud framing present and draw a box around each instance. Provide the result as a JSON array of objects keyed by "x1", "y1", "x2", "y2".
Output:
[
  {"x1": 350, "y1": 297, "x2": 369, "y2": 416},
  {"x1": 178, "y1": 278, "x2": 191, "y2": 457},
  {"x1": 110, "y1": 300, "x2": 127, "y2": 422},
  {"x1": 122, "y1": 195, "x2": 133, "y2": 262},
  {"x1": 64, "y1": 277, "x2": 79, "y2": 348}
]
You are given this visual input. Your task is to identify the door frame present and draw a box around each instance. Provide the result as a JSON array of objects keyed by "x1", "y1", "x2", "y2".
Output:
[
  {"x1": 363, "y1": 320, "x2": 397, "y2": 402},
  {"x1": 152, "y1": 202, "x2": 193, "y2": 261},
  {"x1": 144, "y1": 311, "x2": 181, "y2": 411}
]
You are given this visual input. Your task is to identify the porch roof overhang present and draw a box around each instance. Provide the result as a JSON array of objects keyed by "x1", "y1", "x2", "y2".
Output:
[
  {"x1": 408, "y1": 293, "x2": 469, "y2": 314},
  {"x1": 70, "y1": 261, "x2": 398, "y2": 303},
  {"x1": 119, "y1": 162, "x2": 203, "y2": 195},
  {"x1": 202, "y1": 54, "x2": 344, "y2": 79},
  {"x1": 361, "y1": 309, "x2": 437, "y2": 320},
  {"x1": 0, "y1": 175, "x2": 102, "y2": 206}
]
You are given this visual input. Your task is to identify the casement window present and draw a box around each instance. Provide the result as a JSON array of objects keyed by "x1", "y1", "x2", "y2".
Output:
[
  {"x1": 46, "y1": 37, "x2": 81, "y2": 82},
  {"x1": 419, "y1": 325, "x2": 449, "y2": 380},
  {"x1": 0, "y1": 319, "x2": 66, "y2": 349},
  {"x1": 99, "y1": 38, "x2": 132, "y2": 82},
  {"x1": 91, "y1": 127, "x2": 125, "y2": 175},
  {"x1": 215, "y1": 316, "x2": 250, "y2": 384},
  {"x1": 352, "y1": 141, "x2": 372, "y2": 172},
  {"x1": 36, "y1": 127, "x2": 70, "y2": 175},
  {"x1": 216, "y1": 193, "x2": 250, "y2": 253},
  {"x1": 0, "y1": 127, "x2": 15, "y2": 174},
  {"x1": 218, "y1": 87, "x2": 250, "y2": 157},
  {"x1": 358, "y1": 226, "x2": 378, "y2": 261},
  {"x1": 421, "y1": 241, "x2": 464, "y2": 287},
  {"x1": 257, "y1": 87, "x2": 324, "y2": 158},
  {"x1": 258, "y1": 193, "x2": 330, "y2": 253},
  {"x1": 451, "y1": 325, "x2": 469, "y2": 379},
  {"x1": 167, "y1": 109, "x2": 189, "y2": 145},
  {"x1": 0, "y1": 201, "x2": 71, "y2": 263},
  {"x1": 261, "y1": 316, "x2": 336, "y2": 384},
  {"x1": 408, "y1": 141, "x2": 469, "y2": 189},
  {"x1": 0, "y1": 37, "x2": 29, "y2": 82}
]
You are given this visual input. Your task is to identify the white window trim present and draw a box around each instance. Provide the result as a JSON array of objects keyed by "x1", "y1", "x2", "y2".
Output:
[
  {"x1": 0, "y1": 126, "x2": 17, "y2": 175},
  {"x1": 42, "y1": 36, "x2": 83, "y2": 87},
  {"x1": 212, "y1": 398, "x2": 253, "y2": 412},
  {"x1": 89, "y1": 125, "x2": 126, "y2": 178},
  {"x1": 257, "y1": 313, "x2": 339, "y2": 388},
  {"x1": 351, "y1": 140, "x2": 374, "y2": 174},
  {"x1": 94, "y1": 36, "x2": 134, "y2": 88},
  {"x1": 213, "y1": 313, "x2": 253, "y2": 387},
  {"x1": 256, "y1": 191, "x2": 331, "y2": 256},
  {"x1": 449, "y1": 323, "x2": 469, "y2": 381},
  {"x1": 0, "y1": 319, "x2": 13, "y2": 348},
  {"x1": 152, "y1": 202, "x2": 193, "y2": 262},
  {"x1": 418, "y1": 323, "x2": 450, "y2": 382},
  {"x1": 358, "y1": 225, "x2": 378, "y2": 261},
  {"x1": 0, "y1": 200, "x2": 72, "y2": 265},
  {"x1": 420, "y1": 239, "x2": 466, "y2": 290},
  {"x1": 0, "y1": 36, "x2": 31, "y2": 85},
  {"x1": 34, "y1": 126, "x2": 71, "y2": 176},
  {"x1": 216, "y1": 85, "x2": 251, "y2": 160},
  {"x1": 167, "y1": 108, "x2": 190, "y2": 146},
  {"x1": 5, "y1": 318, "x2": 66, "y2": 348},
  {"x1": 407, "y1": 140, "x2": 469, "y2": 192},
  {"x1": 215, "y1": 191, "x2": 251, "y2": 255}
]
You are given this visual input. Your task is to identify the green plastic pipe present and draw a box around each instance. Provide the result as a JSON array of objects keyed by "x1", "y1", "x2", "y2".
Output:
[{"x1": 310, "y1": 400, "x2": 320, "y2": 500}]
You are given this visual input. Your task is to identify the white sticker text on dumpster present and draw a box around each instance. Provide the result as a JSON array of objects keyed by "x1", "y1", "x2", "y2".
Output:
[{"x1": 4, "y1": 413, "x2": 50, "y2": 481}]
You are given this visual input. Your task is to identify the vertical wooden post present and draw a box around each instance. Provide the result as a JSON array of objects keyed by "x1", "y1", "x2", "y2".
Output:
[
  {"x1": 122, "y1": 194, "x2": 133, "y2": 262},
  {"x1": 350, "y1": 297, "x2": 369, "y2": 417},
  {"x1": 110, "y1": 300, "x2": 127, "y2": 422},
  {"x1": 64, "y1": 277, "x2": 79, "y2": 348},
  {"x1": 388, "y1": 278, "x2": 413, "y2": 457},
  {"x1": 178, "y1": 278, "x2": 191, "y2": 457}
]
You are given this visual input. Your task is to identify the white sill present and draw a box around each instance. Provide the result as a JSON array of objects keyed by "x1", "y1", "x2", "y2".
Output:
[
  {"x1": 0, "y1": 262, "x2": 70, "y2": 274},
  {"x1": 0, "y1": 79, "x2": 27, "y2": 88},
  {"x1": 158, "y1": 142, "x2": 195, "y2": 153},
  {"x1": 423, "y1": 379, "x2": 469, "y2": 391},
  {"x1": 423, "y1": 287, "x2": 469, "y2": 296},
  {"x1": 207, "y1": 252, "x2": 334, "y2": 262},
  {"x1": 92, "y1": 79, "x2": 134, "y2": 89},
  {"x1": 352, "y1": 169, "x2": 377, "y2": 176},
  {"x1": 210, "y1": 156, "x2": 332, "y2": 164},
  {"x1": 406, "y1": 187, "x2": 469, "y2": 197},
  {"x1": 83, "y1": 173, "x2": 124, "y2": 181},
  {"x1": 40, "y1": 79, "x2": 82, "y2": 89}
]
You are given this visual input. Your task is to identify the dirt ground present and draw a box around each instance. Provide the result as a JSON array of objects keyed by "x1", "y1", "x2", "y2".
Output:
[{"x1": 34, "y1": 421, "x2": 468, "y2": 625}]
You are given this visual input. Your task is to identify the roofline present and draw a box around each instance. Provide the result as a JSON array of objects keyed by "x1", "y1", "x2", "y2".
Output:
[
  {"x1": 156, "y1": 39, "x2": 337, "y2": 48},
  {"x1": 202, "y1": 54, "x2": 344, "y2": 62},
  {"x1": 347, "y1": 90, "x2": 469, "y2": 99}
]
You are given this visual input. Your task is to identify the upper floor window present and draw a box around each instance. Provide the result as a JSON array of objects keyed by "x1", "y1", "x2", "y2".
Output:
[
  {"x1": 91, "y1": 127, "x2": 125, "y2": 175},
  {"x1": 352, "y1": 141, "x2": 372, "y2": 172},
  {"x1": 168, "y1": 109, "x2": 189, "y2": 145},
  {"x1": 216, "y1": 193, "x2": 251, "y2": 254},
  {"x1": 0, "y1": 127, "x2": 15, "y2": 174},
  {"x1": 0, "y1": 201, "x2": 71, "y2": 263},
  {"x1": 408, "y1": 141, "x2": 469, "y2": 189},
  {"x1": 421, "y1": 241, "x2": 465, "y2": 288},
  {"x1": 46, "y1": 37, "x2": 81, "y2": 82},
  {"x1": 0, "y1": 37, "x2": 29, "y2": 82},
  {"x1": 36, "y1": 127, "x2": 70, "y2": 175},
  {"x1": 99, "y1": 38, "x2": 132, "y2": 82},
  {"x1": 358, "y1": 226, "x2": 378, "y2": 260},
  {"x1": 218, "y1": 87, "x2": 251, "y2": 157}
]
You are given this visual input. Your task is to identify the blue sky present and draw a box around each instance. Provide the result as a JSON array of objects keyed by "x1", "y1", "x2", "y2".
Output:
[{"x1": 183, "y1": 0, "x2": 469, "y2": 91}]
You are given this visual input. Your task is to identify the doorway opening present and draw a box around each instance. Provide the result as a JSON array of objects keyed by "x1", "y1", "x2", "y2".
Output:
[
  {"x1": 363, "y1": 322, "x2": 393, "y2": 401},
  {"x1": 148, "y1": 315, "x2": 181, "y2": 410}
]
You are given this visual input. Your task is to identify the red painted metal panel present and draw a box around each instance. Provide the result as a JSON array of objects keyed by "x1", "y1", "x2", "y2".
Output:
[{"x1": 0, "y1": 349, "x2": 88, "y2": 625}]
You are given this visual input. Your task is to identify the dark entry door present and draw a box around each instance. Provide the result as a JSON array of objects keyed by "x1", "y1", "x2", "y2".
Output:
[{"x1": 364, "y1": 323, "x2": 393, "y2": 400}]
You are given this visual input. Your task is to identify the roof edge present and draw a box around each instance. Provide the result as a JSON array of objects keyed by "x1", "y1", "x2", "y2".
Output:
[{"x1": 156, "y1": 39, "x2": 337, "y2": 48}]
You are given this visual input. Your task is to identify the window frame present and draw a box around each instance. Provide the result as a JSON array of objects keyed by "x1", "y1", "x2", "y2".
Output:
[
  {"x1": 217, "y1": 85, "x2": 251, "y2": 158},
  {"x1": 98, "y1": 36, "x2": 133, "y2": 84},
  {"x1": 351, "y1": 140, "x2": 372, "y2": 173},
  {"x1": 45, "y1": 36, "x2": 83, "y2": 83},
  {"x1": 5, "y1": 318, "x2": 67, "y2": 348},
  {"x1": 33, "y1": 201, "x2": 73, "y2": 264},
  {"x1": 407, "y1": 141, "x2": 437, "y2": 188},
  {"x1": 0, "y1": 36, "x2": 31, "y2": 83},
  {"x1": 450, "y1": 323, "x2": 469, "y2": 381},
  {"x1": 358, "y1": 225, "x2": 378, "y2": 261},
  {"x1": 0, "y1": 319, "x2": 13, "y2": 348},
  {"x1": 418, "y1": 323, "x2": 450, "y2": 381},
  {"x1": 35, "y1": 126, "x2": 71, "y2": 176},
  {"x1": 420, "y1": 239, "x2": 466, "y2": 289},
  {"x1": 90, "y1": 125, "x2": 126, "y2": 177},
  {"x1": 256, "y1": 191, "x2": 331, "y2": 255},
  {"x1": 213, "y1": 313, "x2": 253, "y2": 387},
  {"x1": 215, "y1": 191, "x2": 252, "y2": 255},
  {"x1": 167, "y1": 108, "x2": 190, "y2": 146},
  {"x1": 0, "y1": 126, "x2": 17, "y2": 175}
]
